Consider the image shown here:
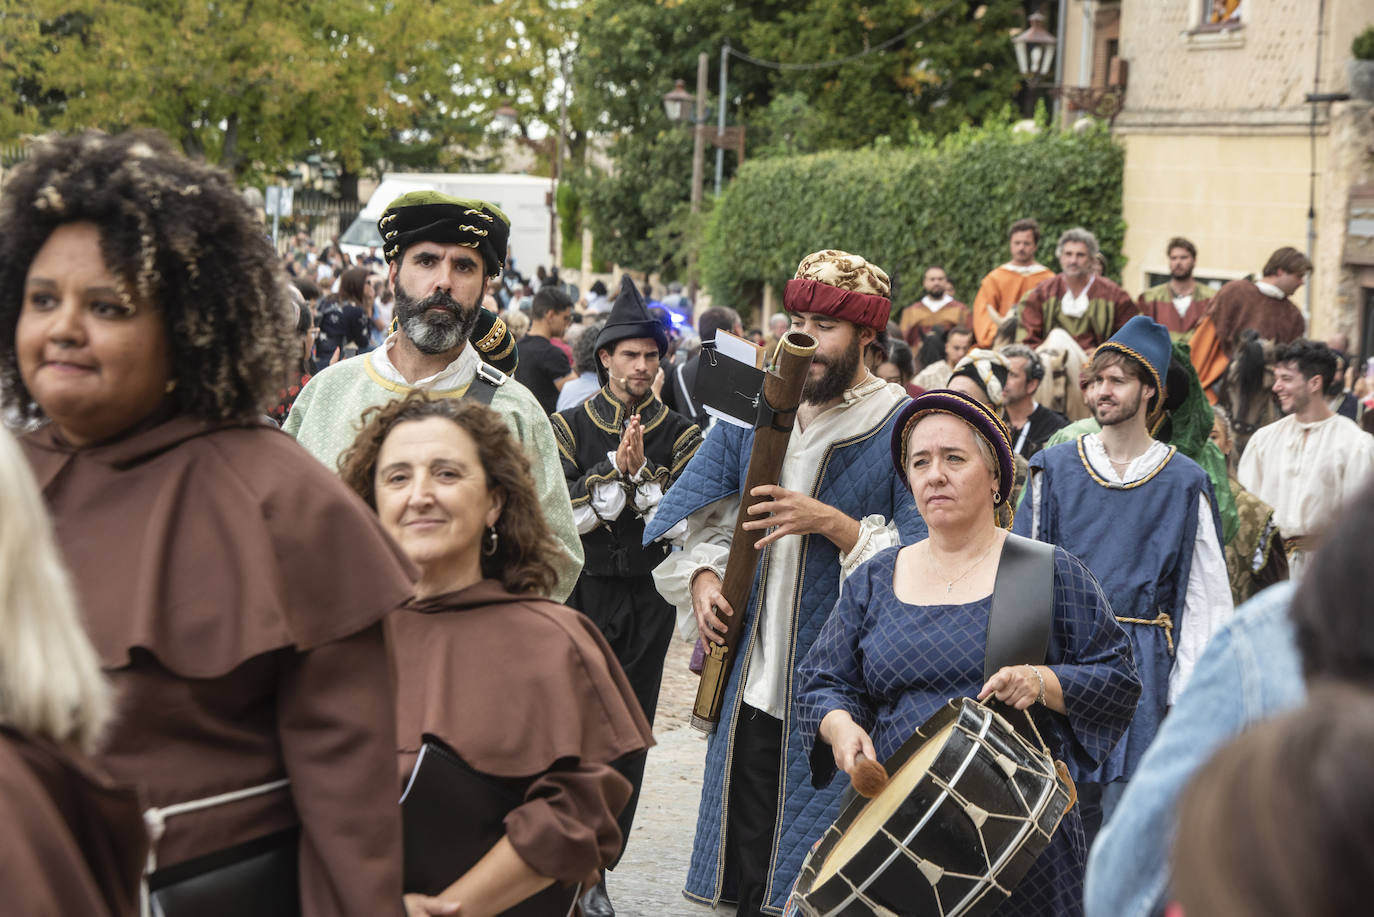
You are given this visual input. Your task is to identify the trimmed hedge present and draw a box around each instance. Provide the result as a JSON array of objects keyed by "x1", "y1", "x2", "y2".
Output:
[{"x1": 701, "y1": 122, "x2": 1126, "y2": 316}]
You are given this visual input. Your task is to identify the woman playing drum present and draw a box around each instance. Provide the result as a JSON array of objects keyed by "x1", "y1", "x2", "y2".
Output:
[{"x1": 796, "y1": 390, "x2": 1140, "y2": 916}]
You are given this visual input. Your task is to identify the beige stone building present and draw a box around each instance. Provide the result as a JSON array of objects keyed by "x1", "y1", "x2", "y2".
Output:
[{"x1": 1057, "y1": 0, "x2": 1374, "y2": 351}]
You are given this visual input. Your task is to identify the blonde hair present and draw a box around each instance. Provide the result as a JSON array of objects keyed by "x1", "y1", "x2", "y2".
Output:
[
  {"x1": 0, "y1": 428, "x2": 111, "y2": 749},
  {"x1": 503, "y1": 308, "x2": 531, "y2": 340}
]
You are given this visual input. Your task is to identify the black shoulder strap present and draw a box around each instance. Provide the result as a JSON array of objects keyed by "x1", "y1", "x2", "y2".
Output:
[
  {"x1": 463, "y1": 361, "x2": 506, "y2": 407},
  {"x1": 984, "y1": 533, "x2": 1057, "y2": 682}
]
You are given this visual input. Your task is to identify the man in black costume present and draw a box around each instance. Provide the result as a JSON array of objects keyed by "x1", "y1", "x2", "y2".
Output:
[{"x1": 551, "y1": 276, "x2": 703, "y2": 917}]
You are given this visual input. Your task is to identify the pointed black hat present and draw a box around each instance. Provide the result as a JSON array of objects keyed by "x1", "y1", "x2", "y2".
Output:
[{"x1": 594, "y1": 275, "x2": 669, "y2": 381}]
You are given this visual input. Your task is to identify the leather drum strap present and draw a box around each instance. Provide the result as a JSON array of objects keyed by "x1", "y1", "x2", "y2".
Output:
[{"x1": 983, "y1": 533, "x2": 1057, "y2": 682}]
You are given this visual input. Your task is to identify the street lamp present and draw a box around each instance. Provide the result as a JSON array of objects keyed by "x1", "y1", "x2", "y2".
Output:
[
  {"x1": 493, "y1": 104, "x2": 519, "y2": 133},
  {"x1": 1010, "y1": 8, "x2": 1125, "y2": 123},
  {"x1": 1012, "y1": 10, "x2": 1057, "y2": 83},
  {"x1": 662, "y1": 80, "x2": 694, "y2": 124}
]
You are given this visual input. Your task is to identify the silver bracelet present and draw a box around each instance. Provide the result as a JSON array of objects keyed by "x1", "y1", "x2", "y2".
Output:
[{"x1": 1025, "y1": 664, "x2": 1047, "y2": 706}]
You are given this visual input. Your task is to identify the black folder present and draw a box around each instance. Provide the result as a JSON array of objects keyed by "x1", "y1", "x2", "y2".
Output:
[
  {"x1": 147, "y1": 827, "x2": 299, "y2": 917},
  {"x1": 692, "y1": 344, "x2": 766, "y2": 426},
  {"x1": 400, "y1": 738, "x2": 580, "y2": 917}
]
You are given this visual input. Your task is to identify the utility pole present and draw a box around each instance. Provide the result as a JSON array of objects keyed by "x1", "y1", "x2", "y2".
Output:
[
  {"x1": 688, "y1": 52, "x2": 708, "y2": 307},
  {"x1": 715, "y1": 44, "x2": 729, "y2": 196}
]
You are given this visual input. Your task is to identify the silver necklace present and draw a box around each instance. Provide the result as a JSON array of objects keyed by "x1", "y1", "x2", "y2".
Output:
[{"x1": 927, "y1": 537, "x2": 998, "y2": 595}]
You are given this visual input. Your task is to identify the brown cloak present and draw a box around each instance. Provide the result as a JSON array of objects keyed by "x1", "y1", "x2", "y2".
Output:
[
  {"x1": 899, "y1": 299, "x2": 972, "y2": 347},
  {"x1": 1190, "y1": 279, "x2": 1306, "y2": 393},
  {"x1": 389, "y1": 581, "x2": 655, "y2": 884},
  {"x1": 0, "y1": 728, "x2": 146, "y2": 917},
  {"x1": 21, "y1": 416, "x2": 416, "y2": 917}
]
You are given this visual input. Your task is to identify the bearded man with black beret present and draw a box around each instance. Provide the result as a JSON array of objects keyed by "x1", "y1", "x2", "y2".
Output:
[{"x1": 286, "y1": 191, "x2": 583, "y2": 600}]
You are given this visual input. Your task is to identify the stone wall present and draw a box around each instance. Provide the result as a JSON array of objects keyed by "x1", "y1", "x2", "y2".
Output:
[
  {"x1": 1115, "y1": 0, "x2": 1368, "y2": 132},
  {"x1": 1060, "y1": 0, "x2": 1374, "y2": 340},
  {"x1": 1317, "y1": 101, "x2": 1374, "y2": 340}
]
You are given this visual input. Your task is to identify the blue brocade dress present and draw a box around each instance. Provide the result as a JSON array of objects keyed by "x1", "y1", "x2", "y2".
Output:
[{"x1": 796, "y1": 544, "x2": 1140, "y2": 917}]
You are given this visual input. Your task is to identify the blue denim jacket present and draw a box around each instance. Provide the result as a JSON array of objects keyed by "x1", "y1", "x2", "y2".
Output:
[{"x1": 1083, "y1": 582, "x2": 1303, "y2": 917}]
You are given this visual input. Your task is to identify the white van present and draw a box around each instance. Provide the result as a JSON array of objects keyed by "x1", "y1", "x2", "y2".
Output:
[{"x1": 339, "y1": 172, "x2": 556, "y2": 282}]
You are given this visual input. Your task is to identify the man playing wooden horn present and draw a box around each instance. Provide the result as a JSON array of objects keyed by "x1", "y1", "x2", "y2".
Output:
[{"x1": 647, "y1": 250, "x2": 928, "y2": 916}]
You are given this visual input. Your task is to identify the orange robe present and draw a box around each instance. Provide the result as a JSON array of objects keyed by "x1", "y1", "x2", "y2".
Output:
[{"x1": 972, "y1": 263, "x2": 1054, "y2": 347}]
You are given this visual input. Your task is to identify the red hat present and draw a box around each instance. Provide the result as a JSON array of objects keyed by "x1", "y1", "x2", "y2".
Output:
[{"x1": 782, "y1": 249, "x2": 892, "y2": 331}]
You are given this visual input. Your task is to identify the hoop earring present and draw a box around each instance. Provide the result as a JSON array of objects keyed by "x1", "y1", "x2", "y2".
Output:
[
  {"x1": 482, "y1": 526, "x2": 499, "y2": 556},
  {"x1": 992, "y1": 490, "x2": 1001, "y2": 504}
]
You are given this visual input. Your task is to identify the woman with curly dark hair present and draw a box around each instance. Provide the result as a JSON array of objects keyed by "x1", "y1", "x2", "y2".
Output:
[
  {"x1": 338, "y1": 392, "x2": 653, "y2": 917},
  {"x1": 0, "y1": 129, "x2": 413, "y2": 917}
]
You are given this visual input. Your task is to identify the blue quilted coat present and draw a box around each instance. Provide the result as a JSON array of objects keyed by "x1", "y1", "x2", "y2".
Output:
[{"x1": 643, "y1": 401, "x2": 927, "y2": 913}]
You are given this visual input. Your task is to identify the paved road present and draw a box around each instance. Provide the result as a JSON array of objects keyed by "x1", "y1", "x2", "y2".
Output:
[{"x1": 606, "y1": 637, "x2": 737, "y2": 917}]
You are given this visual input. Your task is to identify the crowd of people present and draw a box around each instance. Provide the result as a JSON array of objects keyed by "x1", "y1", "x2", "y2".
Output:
[{"x1": 2, "y1": 127, "x2": 1372, "y2": 917}]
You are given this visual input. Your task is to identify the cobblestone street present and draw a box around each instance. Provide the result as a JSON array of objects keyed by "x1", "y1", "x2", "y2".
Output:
[{"x1": 607, "y1": 637, "x2": 736, "y2": 917}]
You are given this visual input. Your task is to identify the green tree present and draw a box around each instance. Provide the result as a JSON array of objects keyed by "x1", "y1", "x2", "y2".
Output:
[
  {"x1": 570, "y1": 0, "x2": 773, "y2": 275},
  {"x1": 0, "y1": 0, "x2": 578, "y2": 181},
  {"x1": 742, "y1": 0, "x2": 1026, "y2": 148},
  {"x1": 572, "y1": 0, "x2": 1035, "y2": 275},
  {"x1": 579, "y1": 117, "x2": 694, "y2": 274},
  {"x1": 700, "y1": 121, "x2": 1126, "y2": 310}
]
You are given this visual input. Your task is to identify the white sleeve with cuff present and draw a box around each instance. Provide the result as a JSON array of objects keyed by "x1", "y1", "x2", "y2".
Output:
[
  {"x1": 651, "y1": 495, "x2": 737, "y2": 640},
  {"x1": 1169, "y1": 493, "x2": 1235, "y2": 703},
  {"x1": 572, "y1": 451, "x2": 638, "y2": 534},
  {"x1": 839, "y1": 514, "x2": 901, "y2": 579}
]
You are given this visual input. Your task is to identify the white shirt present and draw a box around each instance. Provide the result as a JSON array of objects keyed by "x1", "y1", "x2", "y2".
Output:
[
  {"x1": 1027, "y1": 436, "x2": 1234, "y2": 702},
  {"x1": 920, "y1": 293, "x2": 954, "y2": 310},
  {"x1": 1172, "y1": 293, "x2": 1193, "y2": 321},
  {"x1": 369, "y1": 330, "x2": 475, "y2": 390},
  {"x1": 1238, "y1": 413, "x2": 1374, "y2": 577},
  {"x1": 999, "y1": 261, "x2": 1050, "y2": 276},
  {"x1": 652, "y1": 377, "x2": 909, "y2": 718},
  {"x1": 1060, "y1": 277, "x2": 1096, "y2": 319}
]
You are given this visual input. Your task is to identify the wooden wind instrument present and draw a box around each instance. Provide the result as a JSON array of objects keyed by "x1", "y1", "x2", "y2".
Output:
[{"x1": 690, "y1": 330, "x2": 817, "y2": 734}]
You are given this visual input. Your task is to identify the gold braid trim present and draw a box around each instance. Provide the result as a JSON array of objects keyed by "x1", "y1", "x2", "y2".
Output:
[
  {"x1": 474, "y1": 316, "x2": 508, "y2": 353},
  {"x1": 1281, "y1": 535, "x2": 1312, "y2": 556},
  {"x1": 486, "y1": 334, "x2": 517, "y2": 367},
  {"x1": 1116, "y1": 612, "x2": 1175, "y2": 655},
  {"x1": 361, "y1": 359, "x2": 472, "y2": 398},
  {"x1": 1076, "y1": 438, "x2": 1177, "y2": 490},
  {"x1": 550, "y1": 413, "x2": 576, "y2": 463}
]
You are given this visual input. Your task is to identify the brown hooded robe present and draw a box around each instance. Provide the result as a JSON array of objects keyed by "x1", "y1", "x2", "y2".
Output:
[
  {"x1": 21, "y1": 415, "x2": 416, "y2": 917},
  {"x1": 0, "y1": 728, "x2": 147, "y2": 917},
  {"x1": 389, "y1": 580, "x2": 655, "y2": 886}
]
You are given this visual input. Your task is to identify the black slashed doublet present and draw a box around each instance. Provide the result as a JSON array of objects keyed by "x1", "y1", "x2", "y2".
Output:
[{"x1": 551, "y1": 389, "x2": 702, "y2": 576}]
